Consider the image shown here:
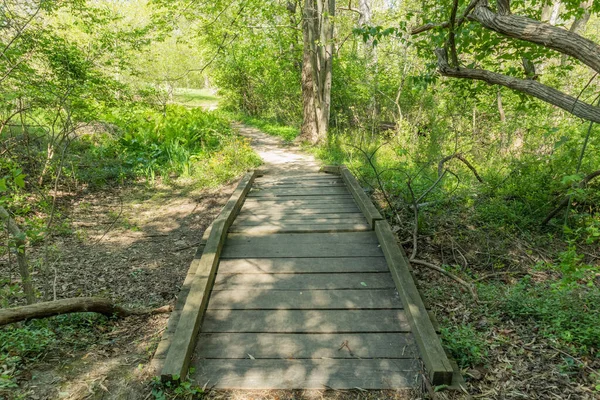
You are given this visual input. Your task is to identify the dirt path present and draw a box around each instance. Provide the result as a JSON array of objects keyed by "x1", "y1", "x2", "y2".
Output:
[{"x1": 234, "y1": 124, "x2": 320, "y2": 175}]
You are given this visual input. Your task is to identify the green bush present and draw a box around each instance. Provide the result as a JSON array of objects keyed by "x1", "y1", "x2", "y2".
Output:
[{"x1": 440, "y1": 324, "x2": 489, "y2": 368}]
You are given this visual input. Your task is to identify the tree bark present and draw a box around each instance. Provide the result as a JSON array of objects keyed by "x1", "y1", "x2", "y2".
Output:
[
  {"x1": 299, "y1": 0, "x2": 335, "y2": 144},
  {"x1": 0, "y1": 206, "x2": 34, "y2": 304},
  {"x1": 469, "y1": 2, "x2": 600, "y2": 74},
  {"x1": 0, "y1": 297, "x2": 172, "y2": 326},
  {"x1": 435, "y1": 48, "x2": 600, "y2": 123}
]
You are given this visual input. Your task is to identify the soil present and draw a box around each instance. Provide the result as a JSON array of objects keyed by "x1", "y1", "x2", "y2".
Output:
[{"x1": 2, "y1": 179, "x2": 236, "y2": 399}]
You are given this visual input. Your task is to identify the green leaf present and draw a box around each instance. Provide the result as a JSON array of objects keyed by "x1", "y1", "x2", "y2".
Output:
[
  {"x1": 0, "y1": 179, "x2": 6, "y2": 192},
  {"x1": 14, "y1": 174, "x2": 25, "y2": 188}
]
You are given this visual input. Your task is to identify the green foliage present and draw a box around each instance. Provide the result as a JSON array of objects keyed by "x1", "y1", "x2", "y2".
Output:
[
  {"x1": 151, "y1": 370, "x2": 205, "y2": 400},
  {"x1": 235, "y1": 114, "x2": 300, "y2": 142},
  {"x1": 0, "y1": 313, "x2": 110, "y2": 387},
  {"x1": 440, "y1": 324, "x2": 488, "y2": 368},
  {"x1": 500, "y1": 279, "x2": 600, "y2": 355},
  {"x1": 72, "y1": 105, "x2": 261, "y2": 187}
]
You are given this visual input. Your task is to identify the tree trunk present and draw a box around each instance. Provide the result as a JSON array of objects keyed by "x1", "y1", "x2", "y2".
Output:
[
  {"x1": 0, "y1": 206, "x2": 34, "y2": 304},
  {"x1": 0, "y1": 297, "x2": 172, "y2": 326},
  {"x1": 299, "y1": 0, "x2": 335, "y2": 144},
  {"x1": 497, "y1": 89, "x2": 506, "y2": 122}
]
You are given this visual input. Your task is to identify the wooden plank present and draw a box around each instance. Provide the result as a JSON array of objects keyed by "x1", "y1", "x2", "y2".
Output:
[
  {"x1": 222, "y1": 242, "x2": 384, "y2": 258},
  {"x1": 228, "y1": 223, "x2": 371, "y2": 234},
  {"x1": 245, "y1": 195, "x2": 354, "y2": 201},
  {"x1": 217, "y1": 257, "x2": 390, "y2": 274},
  {"x1": 248, "y1": 187, "x2": 350, "y2": 197},
  {"x1": 208, "y1": 289, "x2": 402, "y2": 309},
  {"x1": 160, "y1": 171, "x2": 257, "y2": 381},
  {"x1": 242, "y1": 198, "x2": 357, "y2": 206},
  {"x1": 234, "y1": 214, "x2": 366, "y2": 223},
  {"x1": 340, "y1": 166, "x2": 383, "y2": 229},
  {"x1": 258, "y1": 174, "x2": 340, "y2": 182},
  {"x1": 150, "y1": 222, "x2": 215, "y2": 374},
  {"x1": 375, "y1": 220, "x2": 453, "y2": 385},
  {"x1": 254, "y1": 181, "x2": 344, "y2": 188},
  {"x1": 189, "y1": 359, "x2": 421, "y2": 389},
  {"x1": 201, "y1": 310, "x2": 411, "y2": 333},
  {"x1": 212, "y1": 272, "x2": 395, "y2": 290},
  {"x1": 238, "y1": 208, "x2": 362, "y2": 216},
  {"x1": 226, "y1": 231, "x2": 380, "y2": 246},
  {"x1": 195, "y1": 332, "x2": 418, "y2": 358}
]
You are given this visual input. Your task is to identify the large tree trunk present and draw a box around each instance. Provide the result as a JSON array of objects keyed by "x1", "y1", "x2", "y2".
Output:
[
  {"x1": 435, "y1": 48, "x2": 600, "y2": 123},
  {"x1": 299, "y1": 0, "x2": 335, "y2": 144},
  {"x1": 469, "y1": 1, "x2": 600, "y2": 74},
  {"x1": 0, "y1": 206, "x2": 34, "y2": 304},
  {"x1": 0, "y1": 297, "x2": 172, "y2": 326}
]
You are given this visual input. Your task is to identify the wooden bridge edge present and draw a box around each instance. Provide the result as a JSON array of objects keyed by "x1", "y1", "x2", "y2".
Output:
[
  {"x1": 149, "y1": 223, "x2": 213, "y2": 375},
  {"x1": 339, "y1": 166, "x2": 383, "y2": 228},
  {"x1": 375, "y1": 220, "x2": 454, "y2": 386},
  {"x1": 159, "y1": 170, "x2": 257, "y2": 382},
  {"x1": 337, "y1": 165, "x2": 454, "y2": 385}
]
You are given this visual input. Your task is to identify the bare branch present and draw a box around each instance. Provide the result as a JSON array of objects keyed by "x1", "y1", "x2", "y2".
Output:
[{"x1": 438, "y1": 152, "x2": 484, "y2": 183}]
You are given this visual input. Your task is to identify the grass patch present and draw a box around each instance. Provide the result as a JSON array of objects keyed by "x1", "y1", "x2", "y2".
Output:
[
  {"x1": 233, "y1": 114, "x2": 300, "y2": 142},
  {"x1": 172, "y1": 87, "x2": 219, "y2": 109}
]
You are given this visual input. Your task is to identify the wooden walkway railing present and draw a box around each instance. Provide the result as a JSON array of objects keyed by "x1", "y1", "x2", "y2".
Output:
[{"x1": 152, "y1": 167, "x2": 455, "y2": 389}]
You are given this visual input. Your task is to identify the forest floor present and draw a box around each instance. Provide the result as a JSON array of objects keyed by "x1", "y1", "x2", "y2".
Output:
[
  {"x1": 4, "y1": 124, "x2": 597, "y2": 400},
  {"x1": 4, "y1": 180, "x2": 237, "y2": 399}
]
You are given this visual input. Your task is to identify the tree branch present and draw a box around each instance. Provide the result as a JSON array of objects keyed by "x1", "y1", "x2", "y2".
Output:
[
  {"x1": 0, "y1": 297, "x2": 172, "y2": 326},
  {"x1": 438, "y1": 152, "x2": 484, "y2": 183},
  {"x1": 469, "y1": 2, "x2": 600, "y2": 74},
  {"x1": 435, "y1": 48, "x2": 600, "y2": 123}
]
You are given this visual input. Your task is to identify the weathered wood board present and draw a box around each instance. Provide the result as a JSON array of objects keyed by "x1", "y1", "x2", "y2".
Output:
[
  {"x1": 201, "y1": 309, "x2": 411, "y2": 333},
  {"x1": 195, "y1": 332, "x2": 419, "y2": 358},
  {"x1": 207, "y1": 289, "x2": 402, "y2": 309},
  {"x1": 212, "y1": 272, "x2": 396, "y2": 290},
  {"x1": 228, "y1": 223, "x2": 371, "y2": 234},
  {"x1": 189, "y1": 359, "x2": 421, "y2": 389},
  {"x1": 216, "y1": 257, "x2": 390, "y2": 274}
]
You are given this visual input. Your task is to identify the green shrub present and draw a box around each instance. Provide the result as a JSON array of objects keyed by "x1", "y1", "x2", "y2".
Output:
[{"x1": 440, "y1": 324, "x2": 489, "y2": 368}]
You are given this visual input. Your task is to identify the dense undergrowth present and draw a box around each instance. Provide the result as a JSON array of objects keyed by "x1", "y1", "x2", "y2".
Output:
[{"x1": 239, "y1": 113, "x2": 600, "y2": 393}]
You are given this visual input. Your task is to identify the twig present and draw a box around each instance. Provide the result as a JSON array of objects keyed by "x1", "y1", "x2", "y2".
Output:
[
  {"x1": 410, "y1": 259, "x2": 479, "y2": 301},
  {"x1": 473, "y1": 271, "x2": 527, "y2": 282},
  {"x1": 91, "y1": 196, "x2": 124, "y2": 245}
]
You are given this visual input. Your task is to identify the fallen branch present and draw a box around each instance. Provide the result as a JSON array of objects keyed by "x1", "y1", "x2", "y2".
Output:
[
  {"x1": 542, "y1": 169, "x2": 600, "y2": 225},
  {"x1": 410, "y1": 259, "x2": 479, "y2": 301},
  {"x1": 0, "y1": 297, "x2": 172, "y2": 326}
]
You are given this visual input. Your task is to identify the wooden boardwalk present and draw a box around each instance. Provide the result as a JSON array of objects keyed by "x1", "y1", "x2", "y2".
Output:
[{"x1": 154, "y1": 167, "x2": 455, "y2": 390}]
